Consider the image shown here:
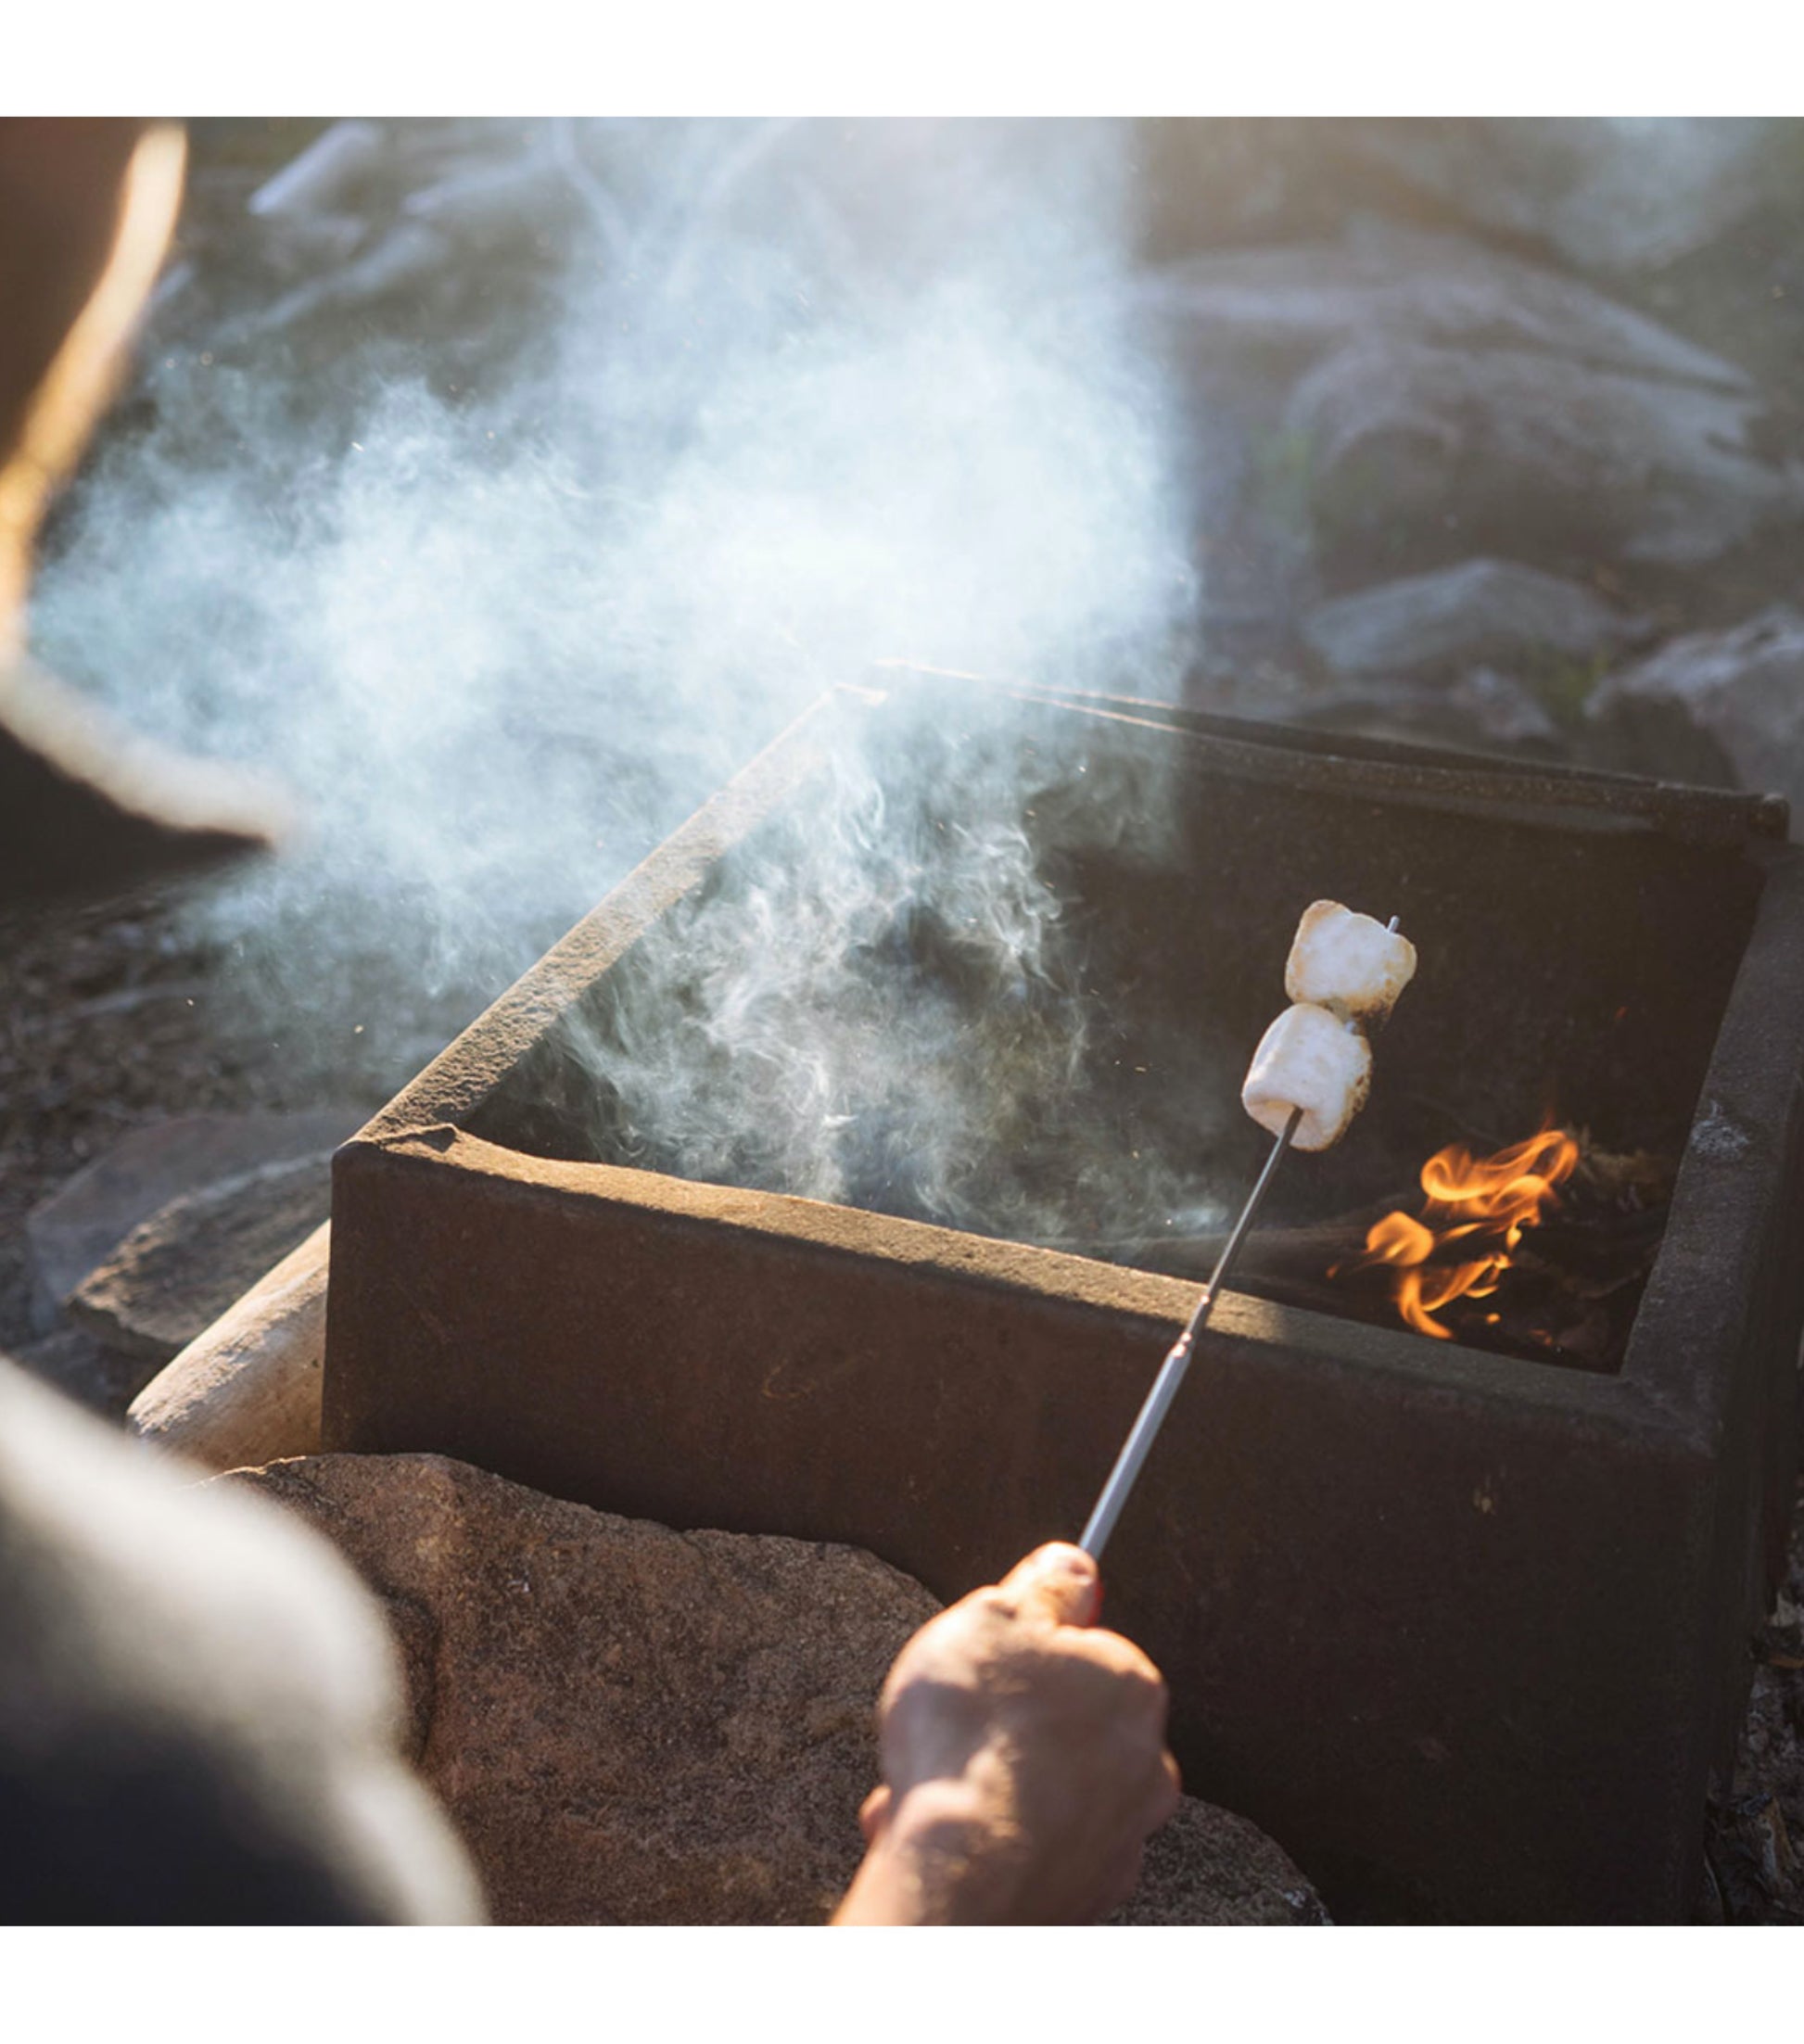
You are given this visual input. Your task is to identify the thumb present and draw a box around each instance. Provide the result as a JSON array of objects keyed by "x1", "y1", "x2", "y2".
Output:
[
  {"x1": 996, "y1": 1542, "x2": 1102, "y2": 1629},
  {"x1": 858, "y1": 1784, "x2": 893, "y2": 1845}
]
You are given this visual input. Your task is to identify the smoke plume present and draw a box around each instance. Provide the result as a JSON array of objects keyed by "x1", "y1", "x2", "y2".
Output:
[{"x1": 31, "y1": 119, "x2": 1208, "y2": 1240}]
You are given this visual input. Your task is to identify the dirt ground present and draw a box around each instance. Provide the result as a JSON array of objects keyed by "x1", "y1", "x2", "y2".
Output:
[{"x1": 2, "y1": 870, "x2": 1798, "y2": 1923}]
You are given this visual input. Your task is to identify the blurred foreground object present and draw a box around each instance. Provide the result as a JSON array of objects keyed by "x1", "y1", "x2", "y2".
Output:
[
  {"x1": 0, "y1": 1356, "x2": 482, "y2": 1923},
  {"x1": 0, "y1": 652, "x2": 291, "y2": 901},
  {"x1": 0, "y1": 120, "x2": 284, "y2": 905}
]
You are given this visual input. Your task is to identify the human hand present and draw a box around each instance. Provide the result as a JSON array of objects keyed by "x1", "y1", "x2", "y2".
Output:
[{"x1": 832, "y1": 1542, "x2": 1180, "y2": 1924}]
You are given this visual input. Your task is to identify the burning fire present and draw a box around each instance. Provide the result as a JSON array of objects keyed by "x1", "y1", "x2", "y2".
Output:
[{"x1": 1337, "y1": 1124, "x2": 1581, "y2": 1340}]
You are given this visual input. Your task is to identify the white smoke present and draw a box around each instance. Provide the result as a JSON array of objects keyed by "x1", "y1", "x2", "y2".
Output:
[{"x1": 31, "y1": 118, "x2": 1210, "y2": 1241}]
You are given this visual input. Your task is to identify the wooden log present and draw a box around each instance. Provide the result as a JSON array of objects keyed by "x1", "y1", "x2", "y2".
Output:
[{"x1": 127, "y1": 1221, "x2": 329, "y2": 1471}]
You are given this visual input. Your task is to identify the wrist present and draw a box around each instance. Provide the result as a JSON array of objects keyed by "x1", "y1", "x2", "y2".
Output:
[{"x1": 833, "y1": 1775, "x2": 1027, "y2": 1926}]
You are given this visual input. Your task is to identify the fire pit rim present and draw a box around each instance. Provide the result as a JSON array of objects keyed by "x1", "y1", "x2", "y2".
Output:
[{"x1": 339, "y1": 679, "x2": 1799, "y2": 1428}]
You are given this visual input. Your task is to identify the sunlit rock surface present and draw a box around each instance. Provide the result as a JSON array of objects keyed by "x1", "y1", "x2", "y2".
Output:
[{"x1": 224, "y1": 1451, "x2": 1327, "y2": 1924}]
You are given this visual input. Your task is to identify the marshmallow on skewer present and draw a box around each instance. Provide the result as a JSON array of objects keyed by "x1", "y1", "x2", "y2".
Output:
[
  {"x1": 1284, "y1": 900, "x2": 1417, "y2": 1023},
  {"x1": 1241, "y1": 1001, "x2": 1372, "y2": 1152}
]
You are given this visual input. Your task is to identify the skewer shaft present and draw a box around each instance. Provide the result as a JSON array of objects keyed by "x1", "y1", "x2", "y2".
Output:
[
  {"x1": 1078, "y1": 1103, "x2": 1302, "y2": 1558},
  {"x1": 1076, "y1": 919, "x2": 1400, "y2": 1562}
]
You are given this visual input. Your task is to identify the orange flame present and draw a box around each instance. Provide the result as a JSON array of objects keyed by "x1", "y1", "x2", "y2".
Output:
[{"x1": 1339, "y1": 1125, "x2": 1580, "y2": 1340}]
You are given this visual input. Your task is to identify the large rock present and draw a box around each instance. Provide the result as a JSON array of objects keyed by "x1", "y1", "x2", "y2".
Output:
[
  {"x1": 67, "y1": 1152, "x2": 334, "y2": 1364},
  {"x1": 223, "y1": 1453, "x2": 1327, "y2": 1925},
  {"x1": 1140, "y1": 218, "x2": 1750, "y2": 394},
  {"x1": 1108, "y1": 1798, "x2": 1329, "y2": 1925},
  {"x1": 1287, "y1": 338, "x2": 1803, "y2": 578},
  {"x1": 1285, "y1": 665, "x2": 1563, "y2": 760},
  {"x1": 1333, "y1": 119, "x2": 1786, "y2": 277},
  {"x1": 1586, "y1": 604, "x2": 1804, "y2": 832},
  {"x1": 1134, "y1": 218, "x2": 1784, "y2": 653},
  {"x1": 1302, "y1": 557, "x2": 1646, "y2": 680},
  {"x1": 26, "y1": 1110, "x2": 362, "y2": 1335}
]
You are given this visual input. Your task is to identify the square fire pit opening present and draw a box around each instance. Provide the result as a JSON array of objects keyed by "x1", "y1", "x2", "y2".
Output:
[{"x1": 325, "y1": 678, "x2": 1804, "y2": 1923}]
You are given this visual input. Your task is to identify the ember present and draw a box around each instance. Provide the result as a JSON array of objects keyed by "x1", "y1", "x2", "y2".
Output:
[{"x1": 1337, "y1": 1124, "x2": 1581, "y2": 1339}]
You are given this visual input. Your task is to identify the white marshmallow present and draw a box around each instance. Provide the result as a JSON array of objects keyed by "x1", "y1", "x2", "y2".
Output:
[
  {"x1": 1241, "y1": 1001, "x2": 1372, "y2": 1151},
  {"x1": 1284, "y1": 900, "x2": 1417, "y2": 1023}
]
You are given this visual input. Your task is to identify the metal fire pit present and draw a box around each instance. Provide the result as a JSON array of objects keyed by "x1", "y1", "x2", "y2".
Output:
[{"x1": 324, "y1": 678, "x2": 1804, "y2": 1923}]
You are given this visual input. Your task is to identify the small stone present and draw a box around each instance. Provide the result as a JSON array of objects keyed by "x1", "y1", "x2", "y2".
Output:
[
  {"x1": 67, "y1": 1153, "x2": 334, "y2": 1365},
  {"x1": 224, "y1": 1453, "x2": 1328, "y2": 1925}
]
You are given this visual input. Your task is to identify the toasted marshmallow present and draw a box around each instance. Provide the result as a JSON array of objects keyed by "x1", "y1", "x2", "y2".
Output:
[
  {"x1": 1284, "y1": 900, "x2": 1417, "y2": 1024},
  {"x1": 1242, "y1": 1001, "x2": 1372, "y2": 1151}
]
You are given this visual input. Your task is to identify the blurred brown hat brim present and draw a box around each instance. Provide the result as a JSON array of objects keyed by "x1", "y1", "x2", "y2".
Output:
[
  {"x1": 0, "y1": 121, "x2": 291, "y2": 906},
  {"x1": 0, "y1": 657, "x2": 291, "y2": 907}
]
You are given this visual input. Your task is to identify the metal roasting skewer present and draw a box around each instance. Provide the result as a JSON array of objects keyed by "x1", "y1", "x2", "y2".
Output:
[{"x1": 1078, "y1": 916, "x2": 1402, "y2": 1561}]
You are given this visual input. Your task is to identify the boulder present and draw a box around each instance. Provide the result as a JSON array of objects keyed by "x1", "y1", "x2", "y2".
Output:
[
  {"x1": 26, "y1": 1109, "x2": 362, "y2": 1334},
  {"x1": 1333, "y1": 119, "x2": 1785, "y2": 277},
  {"x1": 1288, "y1": 665, "x2": 1563, "y2": 760},
  {"x1": 1586, "y1": 604, "x2": 1804, "y2": 832},
  {"x1": 1138, "y1": 217, "x2": 1751, "y2": 395},
  {"x1": 1108, "y1": 1798, "x2": 1329, "y2": 1924},
  {"x1": 223, "y1": 1453, "x2": 1328, "y2": 1925},
  {"x1": 67, "y1": 1152, "x2": 334, "y2": 1365},
  {"x1": 1287, "y1": 339, "x2": 1803, "y2": 578},
  {"x1": 1302, "y1": 558, "x2": 1646, "y2": 680}
]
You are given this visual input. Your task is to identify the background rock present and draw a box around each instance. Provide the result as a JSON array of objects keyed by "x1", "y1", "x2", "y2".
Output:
[
  {"x1": 1286, "y1": 664, "x2": 1562, "y2": 759},
  {"x1": 66, "y1": 1150, "x2": 334, "y2": 1364},
  {"x1": 1333, "y1": 119, "x2": 1785, "y2": 279},
  {"x1": 224, "y1": 1452, "x2": 1328, "y2": 1924},
  {"x1": 1301, "y1": 557, "x2": 1645, "y2": 681},
  {"x1": 1586, "y1": 604, "x2": 1804, "y2": 832},
  {"x1": 1141, "y1": 218, "x2": 1750, "y2": 393},
  {"x1": 1289, "y1": 338, "x2": 1803, "y2": 581},
  {"x1": 25, "y1": 1109, "x2": 362, "y2": 1335}
]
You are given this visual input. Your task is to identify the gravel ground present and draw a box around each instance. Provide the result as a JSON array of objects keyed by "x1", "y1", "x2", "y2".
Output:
[
  {"x1": 2, "y1": 874, "x2": 1798, "y2": 1923},
  {"x1": 0, "y1": 877, "x2": 484, "y2": 1356}
]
